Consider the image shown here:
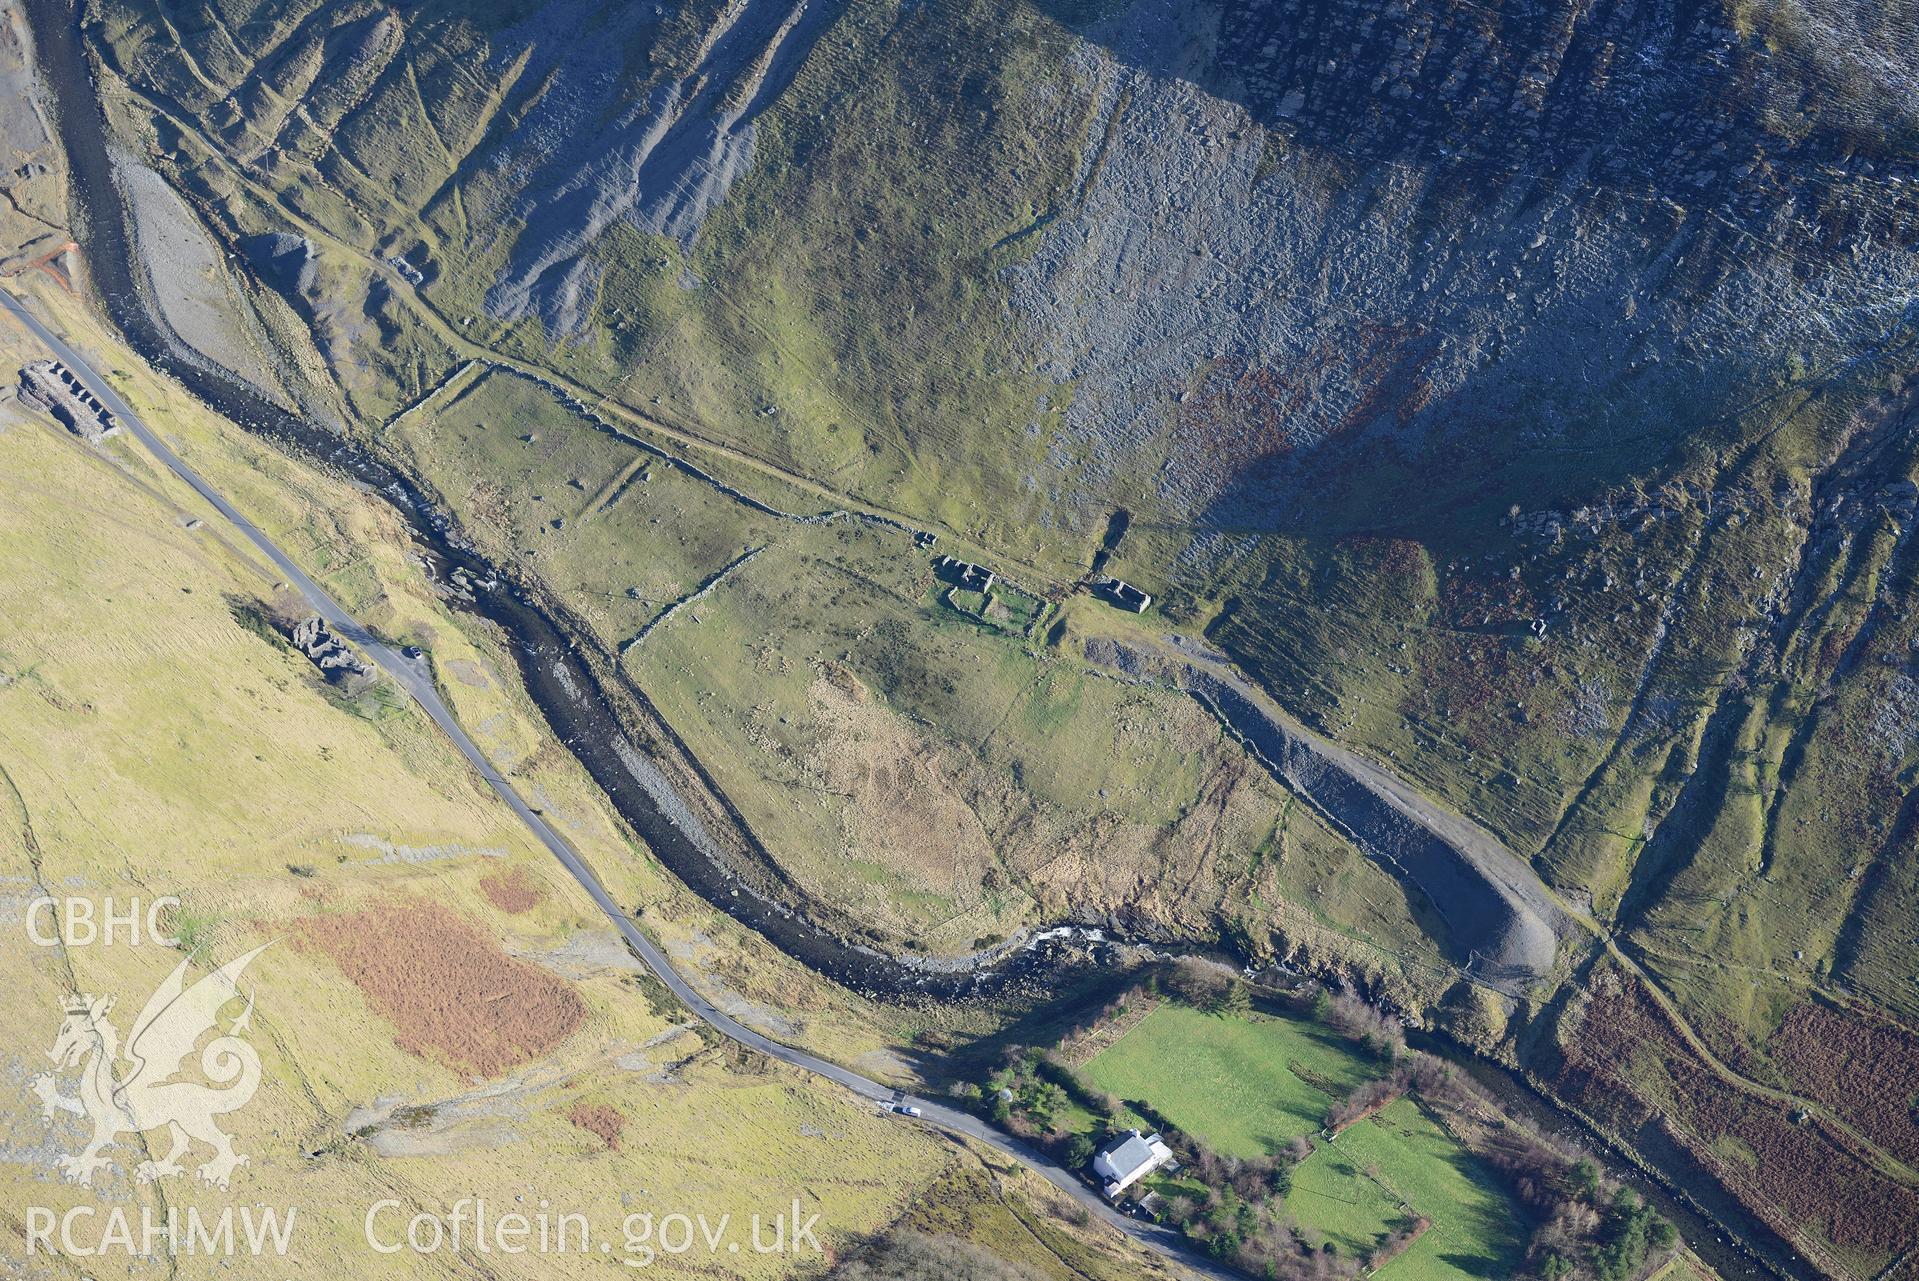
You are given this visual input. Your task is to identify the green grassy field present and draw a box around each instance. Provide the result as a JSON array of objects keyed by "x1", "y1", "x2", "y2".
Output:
[
  {"x1": 1319, "y1": 1098, "x2": 1527, "y2": 1279},
  {"x1": 1083, "y1": 1004, "x2": 1382, "y2": 1155},
  {"x1": 1285, "y1": 1140, "x2": 1406, "y2": 1257}
]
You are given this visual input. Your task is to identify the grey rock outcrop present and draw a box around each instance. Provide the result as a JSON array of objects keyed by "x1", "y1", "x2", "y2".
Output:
[
  {"x1": 1008, "y1": 0, "x2": 1919, "y2": 546},
  {"x1": 290, "y1": 614, "x2": 374, "y2": 692}
]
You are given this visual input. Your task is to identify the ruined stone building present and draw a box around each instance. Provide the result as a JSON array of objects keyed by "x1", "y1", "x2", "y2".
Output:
[{"x1": 17, "y1": 360, "x2": 118, "y2": 443}]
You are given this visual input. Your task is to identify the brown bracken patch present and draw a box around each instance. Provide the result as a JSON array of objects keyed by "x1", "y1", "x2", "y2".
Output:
[
  {"x1": 1552, "y1": 970, "x2": 1919, "y2": 1274},
  {"x1": 480, "y1": 866, "x2": 547, "y2": 914},
  {"x1": 1769, "y1": 1001, "x2": 1919, "y2": 1167},
  {"x1": 567, "y1": 1101, "x2": 625, "y2": 1150},
  {"x1": 293, "y1": 900, "x2": 584, "y2": 1076}
]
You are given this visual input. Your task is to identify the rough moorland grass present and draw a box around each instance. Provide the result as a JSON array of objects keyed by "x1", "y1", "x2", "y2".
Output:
[
  {"x1": 627, "y1": 520, "x2": 1294, "y2": 947},
  {"x1": 98, "y1": 0, "x2": 1919, "y2": 1076},
  {"x1": 386, "y1": 365, "x2": 785, "y2": 648},
  {"x1": 100, "y1": 0, "x2": 1515, "y2": 1010},
  {"x1": 888, "y1": 1157, "x2": 1176, "y2": 1281},
  {"x1": 1082, "y1": 1004, "x2": 1383, "y2": 1156}
]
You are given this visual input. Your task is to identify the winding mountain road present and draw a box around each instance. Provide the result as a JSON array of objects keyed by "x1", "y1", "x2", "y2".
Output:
[{"x1": 0, "y1": 284, "x2": 1223, "y2": 1281}]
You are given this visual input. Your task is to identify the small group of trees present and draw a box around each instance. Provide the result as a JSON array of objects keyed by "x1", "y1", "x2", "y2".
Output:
[
  {"x1": 1485, "y1": 1131, "x2": 1678, "y2": 1281},
  {"x1": 1324, "y1": 1053, "x2": 1463, "y2": 1131},
  {"x1": 1160, "y1": 957, "x2": 1255, "y2": 1017},
  {"x1": 1161, "y1": 1182, "x2": 1359, "y2": 1280},
  {"x1": 1050, "y1": 984, "x2": 1154, "y2": 1063},
  {"x1": 1324, "y1": 1064, "x2": 1414, "y2": 1132},
  {"x1": 1314, "y1": 989, "x2": 1408, "y2": 1060},
  {"x1": 973, "y1": 1046, "x2": 1120, "y2": 1144},
  {"x1": 1186, "y1": 1144, "x2": 1311, "y2": 1201}
]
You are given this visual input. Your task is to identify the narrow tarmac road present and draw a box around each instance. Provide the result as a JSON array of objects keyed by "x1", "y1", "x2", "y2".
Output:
[{"x1": 0, "y1": 285, "x2": 1227, "y2": 1281}]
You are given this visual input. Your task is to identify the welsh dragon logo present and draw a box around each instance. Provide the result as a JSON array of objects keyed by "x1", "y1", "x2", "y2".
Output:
[{"x1": 30, "y1": 945, "x2": 269, "y2": 1190}]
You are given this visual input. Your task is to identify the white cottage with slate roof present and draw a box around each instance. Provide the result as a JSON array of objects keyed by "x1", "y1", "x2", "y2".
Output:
[{"x1": 1091, "y1": 1129, "x2": 1174, "y2": 1198}]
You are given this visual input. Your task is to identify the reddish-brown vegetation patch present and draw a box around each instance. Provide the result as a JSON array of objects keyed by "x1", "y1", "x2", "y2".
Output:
[
  {"x1": 480, "y1": 866, "x2": 548, "y2": 914},
  {"x1": 294, "y1": 900, "x2": 584, "y2": 1076},
  {"x1": 1434, "y1": 565, "x2": 1540, "y2": 635},
  {"x1": 1769, "y1": 1001, "x2": 1919, "y2": 1166},
  {"x1": 1552, "y1": 970, "x2": 1919, "y2": 1277},
  {"x1": 567, "y1": 1101, "x2": 625, "y2": 1150},
  {"x1": 1335, "y1": 325, "x2": 1440, "y2": 434}
]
